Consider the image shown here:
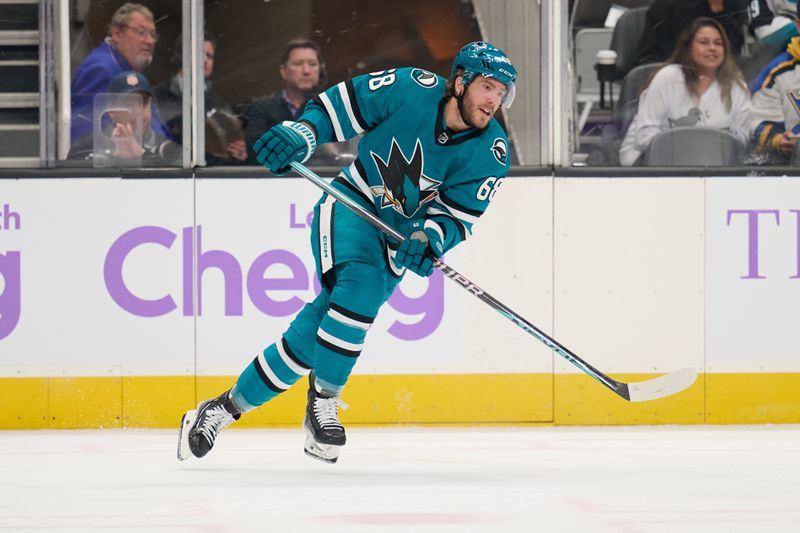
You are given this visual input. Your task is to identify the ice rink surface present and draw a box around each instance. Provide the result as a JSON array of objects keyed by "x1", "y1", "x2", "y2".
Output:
[{"x1": 1, "y1": 425, "x2": 798, "y2": 532}]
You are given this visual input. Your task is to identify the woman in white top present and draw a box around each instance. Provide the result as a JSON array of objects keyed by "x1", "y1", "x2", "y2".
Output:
[{"x1": 620, "y1": 17, "x2": 751, "y2": 166}]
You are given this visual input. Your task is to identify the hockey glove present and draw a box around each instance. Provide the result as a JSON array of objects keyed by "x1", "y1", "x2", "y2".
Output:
[
  {"x1": 253, "y1": 121, "x2": 316, "y2": 175},
  {"x1": 394, "y1": 228, "x2": 443, "y2": 277}
]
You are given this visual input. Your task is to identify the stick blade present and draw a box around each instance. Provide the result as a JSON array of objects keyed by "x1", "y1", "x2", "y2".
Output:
[{"x1": 626, "y1": 367, "x2": 697, "y2": 402}]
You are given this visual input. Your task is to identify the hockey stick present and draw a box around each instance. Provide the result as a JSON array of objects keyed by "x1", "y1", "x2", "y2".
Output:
[{"x1": 290, "y1": 162, "x2": 697, "y2": 402}]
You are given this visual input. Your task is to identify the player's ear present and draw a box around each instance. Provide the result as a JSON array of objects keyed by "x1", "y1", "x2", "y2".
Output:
[{"x1": 455, "y1": 76, "x2": 465, "y2": 97}]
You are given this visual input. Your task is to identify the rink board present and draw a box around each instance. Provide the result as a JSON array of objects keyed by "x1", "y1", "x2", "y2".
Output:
[
  {"x1": 3, "y1": 372, "x2": 799, "y2": 428},
  {"x1": 0, "y1": 176, "x2": 798, "y2": 427}
]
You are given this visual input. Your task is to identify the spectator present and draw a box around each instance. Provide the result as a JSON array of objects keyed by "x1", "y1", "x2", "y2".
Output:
[
  {"x1": 152, "y1": 32, "x2": 247, "y2": 165},
  {"x1": 68, "y1": 71, "x2": 180, "y2": 167},
  {"x1": 750, "y1": 2, "x2": 800, "y2": 161},
  {"x1": 620, "y1": 17, "x2": 751, "y2": 166},
  {"x1": 749, "y1": 0, "x2": 798, "y2": 49},
  {"x1": 70, "y1": 3, "x2": 170, "y2": 143},
  {"x1": 634, "y1": 0, "x2": 748, "y2": 68},
  {"x1": 242, "y1": 38, "x2": 325, "y2": 165}
]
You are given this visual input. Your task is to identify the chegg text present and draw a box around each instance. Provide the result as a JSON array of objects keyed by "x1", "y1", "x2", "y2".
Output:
[{"x1": 103, "y1": 225, "x2": 443, "y2": 340}]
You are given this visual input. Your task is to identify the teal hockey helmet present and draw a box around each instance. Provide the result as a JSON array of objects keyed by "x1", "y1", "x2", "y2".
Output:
[{"x1": 451, "y1": 41, "x2": 517, "y2": 108}]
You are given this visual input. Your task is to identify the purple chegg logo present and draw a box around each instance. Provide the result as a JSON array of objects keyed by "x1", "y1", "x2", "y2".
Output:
[{"x1": 104, "y1": 225, "x2": 444, "y2": 340}]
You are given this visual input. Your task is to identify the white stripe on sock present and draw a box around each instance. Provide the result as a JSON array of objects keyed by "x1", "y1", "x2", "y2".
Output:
[
  {"x1": 276, "y1": 340, "x2": 309, "y2": 376},
  {"x1": 327, "y1": 307, "x2": 371, "y2": 330},
  {"x1": 317, "y1": 328, "x2": 363, "y2": 353},
  {"x1": 256, "y1": 350, "x2": 290, "y2": 390}
]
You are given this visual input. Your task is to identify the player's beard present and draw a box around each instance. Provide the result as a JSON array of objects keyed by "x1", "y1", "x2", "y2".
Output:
[
  {"x1": 456, "y1": 87, "x2": 490, "y2": 129},
  {"x1": 456, "y1": 90, "x2": 475, "y2": 128}
]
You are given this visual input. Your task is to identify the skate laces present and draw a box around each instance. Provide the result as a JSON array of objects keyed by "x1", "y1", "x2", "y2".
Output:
[
  {"x1": 197, "y1": 404, "x2": 235, "y2": 444},
  {"x1": 313, "y1": 396, "x2": 349, "y2": 429}
]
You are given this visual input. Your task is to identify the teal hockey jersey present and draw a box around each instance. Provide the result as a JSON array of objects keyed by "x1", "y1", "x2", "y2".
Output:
[{"x1": 298, "y1": 67, "x2": 511, "y2": 261}]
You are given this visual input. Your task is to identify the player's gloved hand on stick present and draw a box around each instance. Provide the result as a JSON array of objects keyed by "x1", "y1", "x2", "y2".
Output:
[
  {"x1": 253, "y1": 121, "x2": 316, "y2": 175},
  {"x1": 394, "y1": 227, "x2": 443, "y2": 277}
]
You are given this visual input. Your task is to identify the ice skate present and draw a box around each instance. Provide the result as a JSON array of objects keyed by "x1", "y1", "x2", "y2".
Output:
[
  {"x1": 303, "y1": 372, "x2": 348, "y2": 464},
  {"x1": 177, "y1": 390, "x2": 240, "y2": 460}
]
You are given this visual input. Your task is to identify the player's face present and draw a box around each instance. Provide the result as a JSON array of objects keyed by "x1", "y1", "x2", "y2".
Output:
[
  {"x1": 690, "y1": 26, "x2": 724, "y2": 74},
  {"x1": 281, "y1": 47, "x2": 320, "y2": 93},
  {"x1": 461, "y1": 75, "x2": 506, "y2": 128},
  {"x1": 112, "y1": 12, "x2": 157, "y2": 71}
]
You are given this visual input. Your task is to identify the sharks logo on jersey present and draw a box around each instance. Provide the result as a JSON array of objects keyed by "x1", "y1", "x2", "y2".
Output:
[
  {"x1": 370, "y1": 138, "x2": 442, "y2": 218},
  {"x1": 491, "y1": 138, "x2": 508, "y2": 165},
  {"x1": 411, "y1": 69, "x2": 439, "y2": 88}
]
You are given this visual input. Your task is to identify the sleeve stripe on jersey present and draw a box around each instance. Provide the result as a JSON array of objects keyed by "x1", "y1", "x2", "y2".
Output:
[
  {"x1": 427, "y1": 205, "x2": 469, "y2": 240},
  {"x1": 761, "y1": 59, "x2": 798, "y2": 90},
  {"x1": 439, "y1": 192, "x2": 483, "y2": 219},
  {"x1": 343, "y1": 79, "x2": 370, "y2": 133},
  {"x1": 429, "y1": 214, "x2": 452, "y2": 242},
  {"x1": 317, "y1": 91, "x2": 345, "y2": 142},
  {"x1": 756, "y1": 122, "x2": 775, "y2": 149},
  {"x1": 344, "y1": 79, "x2": 370, "y2": 133},
  {"x1": 336, "y1": 83, "x2": 364, "y2": 135},
  {"x1": 385, "y1": 245, "x2": 406, "y2": 278},
  {"x1": 439, "y1": 190, "x2": 484, "y2": 218},
  {"x1": 424, "y1": 219, "x2": 445, "y2": 243}
]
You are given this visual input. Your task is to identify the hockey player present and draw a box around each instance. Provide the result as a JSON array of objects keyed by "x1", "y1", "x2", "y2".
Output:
[{"x1": 177, "y1": 41, "x2": 517, "y2": 464}]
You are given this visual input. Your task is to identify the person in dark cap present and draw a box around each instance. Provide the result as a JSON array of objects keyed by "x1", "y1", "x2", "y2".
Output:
[{"x1": 68, "y1": 71, "x2": 181, "y2": 167}]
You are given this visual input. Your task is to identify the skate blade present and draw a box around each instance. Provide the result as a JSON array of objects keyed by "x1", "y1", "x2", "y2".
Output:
[
  {"x1": 304, "y1": 433, "x2": 341, "y2": 464},
  {"x1": 177, "y1": 409, "x2": 198, "y2": 461}
]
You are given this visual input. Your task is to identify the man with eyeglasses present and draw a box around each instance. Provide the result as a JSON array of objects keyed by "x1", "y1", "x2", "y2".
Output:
[{"x1": 70, "y1": 2, "x2": 170, "y2": 146}]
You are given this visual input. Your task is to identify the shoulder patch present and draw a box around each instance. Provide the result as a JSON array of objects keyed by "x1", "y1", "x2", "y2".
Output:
[
  {"x1": 491, "y1": 138, "x2": 508, "y2": 165},
  {"x1": 410, "y1": 68, "x2": 439, "y2": 88}
]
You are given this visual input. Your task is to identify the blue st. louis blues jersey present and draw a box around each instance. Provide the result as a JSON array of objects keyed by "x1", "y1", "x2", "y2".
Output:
[{"x1": 299, "y1": 67, "x2": 511, "y2": 259}]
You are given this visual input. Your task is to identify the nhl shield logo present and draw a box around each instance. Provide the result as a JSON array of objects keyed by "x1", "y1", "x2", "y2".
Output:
[
  {"x1": 491, "y1": 138, "x2": 508, "y2": 165},
  {"x1": 411, "y1": 68, "x2": 438, "y2": 88}
]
